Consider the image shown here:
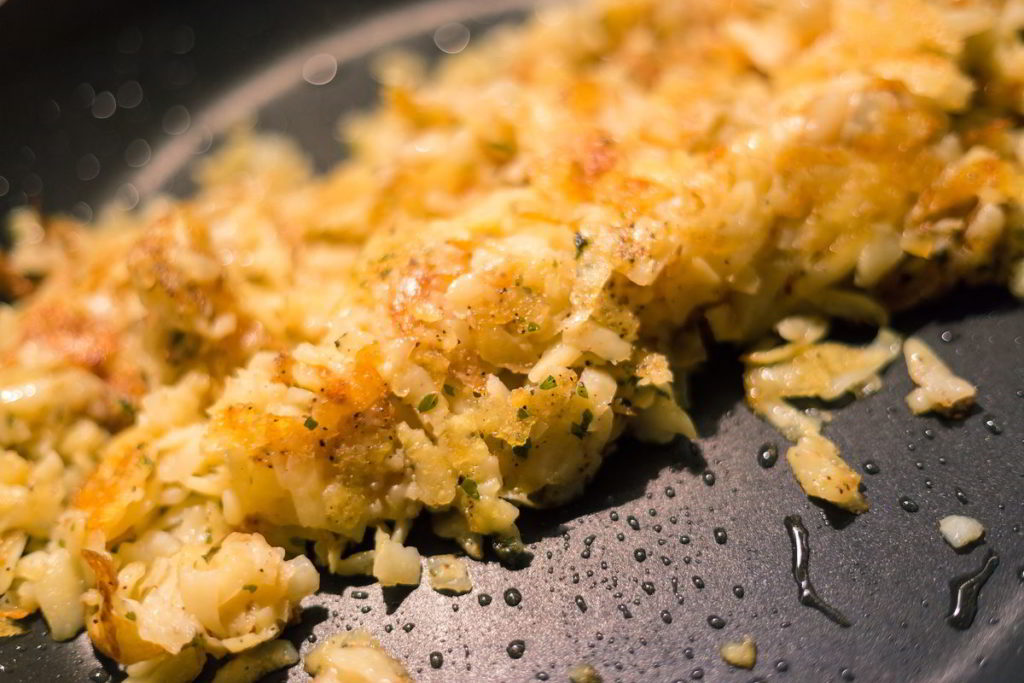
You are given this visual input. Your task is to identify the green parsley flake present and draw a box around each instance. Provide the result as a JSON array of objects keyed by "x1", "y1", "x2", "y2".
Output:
[
  {"x1": 571, "y1": 409, "x2": 594, "y2": 439},
  {"x1": 303, "y1": 416, "x2": 319, "y2": 430},
  {"x1": 539, "y1": 375, "x2": 557, "y2": 390},
  {"x1": 242, "y1": 584, "x2": 258, "y2": 593},
  {"x1": 516, "y1": 405, "x2": 530, "y2": 420},
  {"x1": 526, "y1": 322, "x2": 540, "y2": 332},
  {"x1": 459, "y1": 477, "x2": 481, "y2": 500},
  {"x1": 418, "y1": 393, "x2": 439, "y2": 413},
  {"x1": 512, "y1": 438, "x2": 532, "y2": 458},
  {"x1": 443, "y1": 384, "x2": 456, "y2": 396},
  {"x1": 576, "y1": 383, "x2": 589, "y2": 398},
  {"x1": 125, "y1": 611, "x2": 137, "y2": 621}
]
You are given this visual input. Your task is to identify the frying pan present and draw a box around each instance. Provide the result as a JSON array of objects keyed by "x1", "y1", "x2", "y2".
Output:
[{"x1": 1, "y1": 1, "x2": 1022, "y2": 680}]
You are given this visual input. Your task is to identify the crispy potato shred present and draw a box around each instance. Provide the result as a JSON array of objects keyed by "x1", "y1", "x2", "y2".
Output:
[{"x1": 0, "y1": 0, "x2": 1022, "y2": 677}]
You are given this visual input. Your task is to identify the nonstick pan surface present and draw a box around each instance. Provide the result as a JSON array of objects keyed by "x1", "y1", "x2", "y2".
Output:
[{"x1": 1, "y1": 1, "x2": 1022, "y2": 681}]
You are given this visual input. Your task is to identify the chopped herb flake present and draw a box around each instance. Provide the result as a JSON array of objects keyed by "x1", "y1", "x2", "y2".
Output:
[
  {"x1": 303, "y1": 416, "x2": 319, "y2": 430},
  {"x1": 526, "y1": 322, "x2": 540, "y2": 332},
  {"x1": 512, "y1": 438, "x2": 532, "y2": 458},
  {"x1": 242, "y1": 584, "x2": 258, "y2": 593},
  {"x1": 443, "y1": 384, "x2": 456, "y2": 396},
  {"x1": 119, "y1": 399, "x2": 135, "y2": 416},
  {"x1": 418, "y1": 393, "x2": 439, "y2": 412},
  {"x1": 571, "y1": 409, "x2": 594, "y2": 438},
  {"x1": 517, "y1": 406, "x2": 530, "y2": 420},
  {"x1": 458, "y1": 476, "x2": 480, "y2": 500},
  {"x1": 539, "y1": 375, "x2": 557, "y2": 390},
  {"x1": 140, "y1": 455, "x2": 153, "y2": 467},
  {"x1": 574, "y1": 232, "x2": 590, "y2": 259},
  {"x1": 576, "y1": 383, "x2": 589, "y2": 398},
  {"x1": 125, "y1": 611, "x2": 137, "y2": 621}
]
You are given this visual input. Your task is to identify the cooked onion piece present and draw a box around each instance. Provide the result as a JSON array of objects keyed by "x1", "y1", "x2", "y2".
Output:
[
  {"x1": 938, "y1": 515, "x2": 985, "y2": 549},
  {"x1": 903, "y1": 337, "x2": 977, "y2": 417},
  {"x1": 426, "y1": 554, "x2": 473, "y2": 594}
]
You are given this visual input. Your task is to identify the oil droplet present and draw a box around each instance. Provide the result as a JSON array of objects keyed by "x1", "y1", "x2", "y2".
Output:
[
  {"x1": 924, "y1": 428, "x2": 935, "y2": 439},
  {"x1": 536, "y1": 673, "x2": 549, "y2": 681},
  {"x1": 784, "y1": 515, "x2": 852, "y2": 627},
  {"x1": 627, "y1": 515, "x2": 641, "y2": 530},
  {"x1": 863, "y1": 461, "x2": 880, "y2": 475},
  {"x1": 162, "y1": 105, "x2": 191, "y2": 135},
  {"x1": 0, "y1": 176, "x2": 8, "y2": 197},
  {"x1": 948, "y1": 550, "x2": 999, "y2": 630},
  {"x1": 899, "y1": 496, "x2": 920, "y2": 513},
  {"x1": 775, "y1": 659, "x2": 789, "y2": 672},
  {"x1": 402, "y1": 622, "x2": 415, "y2": 633},
  {"x1": 76, "y1": 154, "x2": 101, "y2": 181},
  {"x1": 940, "y1": 330, "x2": 957, "y2": 343},
  {"x1": 713, "y1": 527, "x2": 728, "y2": 544},
  {"x1": 307, "y1": 633, "x2": 317, "y2": 643},
  {"x1": 634, "y1": 549, "x2": 647, "y2": 562},
  {"x1": 707, "y1": 615, "x2": 726, "y2": 629},
  {"x1": 692, "y1": 576, "x2": 705, "y2": 589},
  {"x1": 116, "y1": 183, "x2": 140, "y2": 210},
  {"x1": 433, "y1": 22, "x2": 471, "y2": 54},
  {"x1": 504, "y1": 588, "x2": 522, "y2": 606},
  {"x1": 89, "y1": 669, "x2": 111, "y2": 683},
  {"x1": 574, "y1": 595, "x2": 588, "y2": 612},
  {"x1": 757, "y1": 442, "x2": 779, "y2": 468},
  {"x1": 617, "y1": 604, "x2": 633, "y2": 619},
  {"x1": 507, "y1": 640, "x2": 526, "y2": 659},
  {"x1": 359, "y1": 605, "x2": 371, "y2": 614},
  {"x1": 641, "y1": 581, "x2": 655, "y2": 595},
  {"x1": 955, "y1": 487, "x2": 969, "y2": 504},
  {"x1": 478, "y1": 593, "x2": 492, "y2": 606},
  {"x1": 429, "y1": 652, "x2": 444, "y2": 669},
  {"x1": 914, "y1": 461, "x2": 924, "y2": 470},
  {"x1": 660, "y1": 610, "x2": 673, "y2": 624},
  {"x1": 125, "y1": 139, "x2": 152, "y2": 168},
  {"x1": 702, "y1": 471, "x2": 716, "y2": 486},
  {"x1": 91, "y1": 91, "x2": 117, "y2": 119},
  {"x1": 665, "y1": 486, "x2": 676, "y2": 498},
  {"x1": 680, "y1": 534, "x2": 691, "y2": 545},
  {"x1": 609, "y1": 511, "x2": 619, "y2": 521},
  {"x1": 983, "y1": 416, "x2": 1002, "y2": 435},
  {"x1": 732, "y1": 585, "x2": 745, "y2": 598},
  {"x1": 690, "y1": 668, "x2": 704, "y2": 680},
  {"x1": 351, "y1": 590, "x2": 369, "y2": 599},
  {"x1": 170, "y1": 25, "x2": 195, "y2": 54},
  {"x1": 116, "y1": 81, "x2": 143, "y2": 109},
  {"x1": 840, "y1": 667, "x2": 855, "y2": 681},
  {"x1": 302, "y1": 53, "x2": 338, "y2": 86}
]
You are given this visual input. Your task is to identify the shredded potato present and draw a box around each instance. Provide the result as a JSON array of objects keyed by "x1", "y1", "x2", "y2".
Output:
[
  {"x1": 305, "y1": 630, "x2": 412, "y2": 683},
  {"x1": 0, "y1": 0, "x2": 1023, "y2": 676},
  {"x1": 903, "y1": 337, "x2": 978, "y2": 416}
]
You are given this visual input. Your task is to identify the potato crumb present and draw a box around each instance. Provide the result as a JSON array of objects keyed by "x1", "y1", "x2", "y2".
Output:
[
  {"x1": 720, "y1": 636, "x2": 757, "y2": 669},
  {"x1": 939, "y1": 515, "x2": 985, "y2": 549},
  {"x1": 904, "y1": 337, "x2": 977, "y2": 417}
]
